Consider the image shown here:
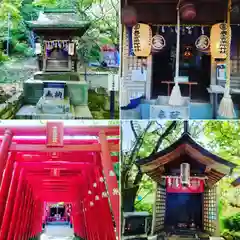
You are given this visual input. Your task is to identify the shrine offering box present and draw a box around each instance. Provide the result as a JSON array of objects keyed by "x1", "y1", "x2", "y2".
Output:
[
  {"x1": 149, "y1": 96, "x2": 190, "y2": 119},
  {"x1": 43, "y1": 82, "x2": 65, "y2": 99}
]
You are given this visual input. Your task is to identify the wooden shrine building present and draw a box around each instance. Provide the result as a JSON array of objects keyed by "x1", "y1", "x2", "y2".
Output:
[
  {"x1": 120, "y1": 0, "x2": 240, "y2": 119},
  {"x1": 136, "y1": 132, "x2": 237, "y2": 238}
]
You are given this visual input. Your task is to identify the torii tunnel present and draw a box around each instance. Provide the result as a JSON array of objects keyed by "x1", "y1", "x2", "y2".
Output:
[{"x1": 0, "y1": 121, "x2": 120, "y2": 240}]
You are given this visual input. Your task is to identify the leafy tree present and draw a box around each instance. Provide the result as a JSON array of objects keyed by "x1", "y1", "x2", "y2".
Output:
[{"x1": 121, "y1": 120, "x2": 180, "y2": 212}]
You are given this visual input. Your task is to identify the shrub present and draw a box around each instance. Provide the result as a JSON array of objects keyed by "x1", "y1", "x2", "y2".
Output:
[{"x1": 223, "y1": 213, "x2": 240, "y2": 231}]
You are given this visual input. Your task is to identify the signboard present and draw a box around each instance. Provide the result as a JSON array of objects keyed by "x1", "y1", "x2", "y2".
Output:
[
  {"x1": 216, "y1": 64, "x2": 226, "y2": 81},
  {"x1": 46, "y1": 122, "x2": 64, "y2": 147},
  {"x1": 43, "y1": 82, "x2": 65, "y2": 99},
  {"x1": 150, "y1": 105, "x2": 189, "y2": 119},
  {"x1": 108, "y1": 74, "x2": 119, "y2": 91}
]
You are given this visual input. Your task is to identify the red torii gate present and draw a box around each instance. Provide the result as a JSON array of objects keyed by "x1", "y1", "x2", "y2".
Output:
[{"x1": 0, "y1": 122, "x2": 120, "y2": 240}]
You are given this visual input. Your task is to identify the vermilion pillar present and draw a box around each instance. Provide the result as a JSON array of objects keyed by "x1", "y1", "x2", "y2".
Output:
[
  {"x1": 0, "y1": 153, "x2": 15, "y2": 227},
  {"x1": 0, "y1": 162, "x2": 20, "y2": 240},
  {"x1": 21, "y1": 184, "x2": 31, "y2": 239},
  {"x1": 7, "y1": 169, "x2": 24, "y2": 240},
  {"x1": 99, "y1": 130, "x2": 120, "y2": 239},
  {"x1": 0, "y1": 129, "x2": 13, "y2": 184},
  {"x1": 95, "y1": 167, "x2": 116, "y2": 240},
  {"x1": 13, "y1": 183, "x2": 26, "y2": 240}
]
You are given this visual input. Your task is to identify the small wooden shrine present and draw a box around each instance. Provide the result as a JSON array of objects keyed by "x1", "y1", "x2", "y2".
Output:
[
  {"x1": 16, "y1": 9, "x2": 92, "y2": 119},
  {"x1": 136, "y1": 132, "x2": 236, "y2": 238}
]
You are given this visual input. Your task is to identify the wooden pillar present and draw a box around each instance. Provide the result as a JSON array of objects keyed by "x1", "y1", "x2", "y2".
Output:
[
  {"x1": 28, "y1": 197, "x2": 35, "y2": 240},
  {"x1": 13, "y1": 184, "x2": 26, "y2": 240},
  {"x1": 0, "y1": 129, "x2": 13, "y2": 184},
  {"x1": 95, "y1": 166, "x2": 116, "y2": 240},
  {"x1": 7, "y1": 169, "x2": 24, "y2": 240},
  {"x1": 0, "y1": 162, "x2": 20, "y2": 240},
  {"x1": 25, "y1": 192, "x2": 34, "y2": 240},
  {"x1": 0, "y1": 153, "x2": 15, "y2": 227},
  {"x1": 21, "y1": 185, "x2": 32, "y2": 239},
  {"x1": 99, "y1": 130, "x2": 119, "y2": 239}
]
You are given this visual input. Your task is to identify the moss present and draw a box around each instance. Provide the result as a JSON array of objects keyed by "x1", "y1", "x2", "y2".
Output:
[{"x1": 88, "y1": 88, "x2": 119, "y2": 119}]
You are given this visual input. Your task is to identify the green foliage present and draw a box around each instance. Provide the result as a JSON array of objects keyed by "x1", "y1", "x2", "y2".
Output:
[
  {"x1": 223, "y1": 213, "x2": 240, "y2": 232},
  {"x1": 14, "y1": 42, "x2": 34, "y2": 56},
  {"x1": 0, "y1": 0, "x2": 119, "y2": 65}
]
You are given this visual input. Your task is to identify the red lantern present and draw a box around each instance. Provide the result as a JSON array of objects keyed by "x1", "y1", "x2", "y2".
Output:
[
  {"x1": 180, "y1": 2, "x2": 196, "y2": 20},
  {"x1": 122, "y1": 6, "x2": 137, "y2": 26}
]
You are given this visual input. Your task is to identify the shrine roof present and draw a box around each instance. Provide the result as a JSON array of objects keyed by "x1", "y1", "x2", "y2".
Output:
[
  {"x1": 26, "y1": 9, "x2": 90, "y2": 32},
  {"x1": 231, "y1": 177, "x2": 240, "y2": 187},
  {"x1": 136, "y1": 133, "x2": 236, "y2": 185},
  {"x1": 120, "y1": 0, "x2": 240, "y2": 25}
]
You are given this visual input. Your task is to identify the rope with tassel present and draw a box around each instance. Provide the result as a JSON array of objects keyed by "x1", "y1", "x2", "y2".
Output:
[
  {"x1": 169, "y1": 0, "x2": 184, "y2": 106},
  {"x1": 218, "y1": 0, "x2": 235, "y2": 118}
]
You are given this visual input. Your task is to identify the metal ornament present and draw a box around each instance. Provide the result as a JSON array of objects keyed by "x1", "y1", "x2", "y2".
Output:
[
  {"x1": 152, "y1": 34, "x2": 166, "y2": 51},
  {"x1": 195, "y1": 35, "x2": 210, "y2": 51}
]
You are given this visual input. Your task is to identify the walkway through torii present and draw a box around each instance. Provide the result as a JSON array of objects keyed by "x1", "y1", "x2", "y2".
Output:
[{"x1": 0, "y1": 122, "x2": 120, "y2": 240}]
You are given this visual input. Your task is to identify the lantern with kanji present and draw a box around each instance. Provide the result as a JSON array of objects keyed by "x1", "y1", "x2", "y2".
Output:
[
  {"x1": 132, "y1": 23, "x2": 152, "y2": 57},
  {"x1": 210, "y1": 23, "x2": 230, "y2": 59}
]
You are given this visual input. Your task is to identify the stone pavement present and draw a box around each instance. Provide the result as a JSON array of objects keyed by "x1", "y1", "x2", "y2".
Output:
[{"x1": 41, "y1": 225, "x2": 74, "y2": 240}]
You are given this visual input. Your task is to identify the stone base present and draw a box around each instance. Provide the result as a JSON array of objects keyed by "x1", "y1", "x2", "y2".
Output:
[
  {"x1": 36, "y1": 97, "x2": 71, "y2": 114},
  {"x1": 15, "y1": 104, "x2": 92, "y2": 119}
]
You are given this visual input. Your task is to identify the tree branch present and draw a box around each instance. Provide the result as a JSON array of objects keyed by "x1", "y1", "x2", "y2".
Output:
[{"x1": 151, "y1": 121, "x2": 178, "y2": 155}]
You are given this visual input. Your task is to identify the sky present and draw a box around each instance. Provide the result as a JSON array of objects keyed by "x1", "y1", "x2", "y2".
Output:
[{"x1": 122, "y1": 120, "x2": 207, "y2": 152}]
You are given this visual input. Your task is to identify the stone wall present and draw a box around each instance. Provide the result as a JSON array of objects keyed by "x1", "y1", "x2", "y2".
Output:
[{"x1": 0, "y1": 85, "x2": 23, "y2": 119}]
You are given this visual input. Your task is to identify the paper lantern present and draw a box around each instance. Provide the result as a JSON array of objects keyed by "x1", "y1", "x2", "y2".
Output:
[
  {"x1": 122, "y1": 6, "x2": 137, "y2": 26},
  {"x1": 132, "y1": 23, "x2": 152, "y2": 57},
  {"x1": 35, "y1": 43, "x2": 41, "y2": 54},
  {"x1": 180, "y1": 163, "x2": 190, "y2": 186},
  {"x1": 210, "y1": 23, "x2": 230, "y2": 59},
  {"x1": 68, "y1": 43, "x2": 75, "y2": 56},
  {"x1": 180, "y1": 2, "x2": 196, "y2": 20}
]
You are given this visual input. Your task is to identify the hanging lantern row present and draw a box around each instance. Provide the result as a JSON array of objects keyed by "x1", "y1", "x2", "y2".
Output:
[{"x1": 131, "y1": 22, "x2": 232, "y2": 56}]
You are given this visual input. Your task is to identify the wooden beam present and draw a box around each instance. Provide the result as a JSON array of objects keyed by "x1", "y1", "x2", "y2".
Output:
[
  {"x1": 10, "y1": 143, "x2": 101, "y2": 152},
  {"x1": 0, "y1": 125, "x2": 119, "y2": 137}
]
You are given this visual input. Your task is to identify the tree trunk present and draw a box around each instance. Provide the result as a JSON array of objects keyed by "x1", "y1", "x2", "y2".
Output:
[{"x1": 122, "y1": 186, "x2": 139, "y2": 212}]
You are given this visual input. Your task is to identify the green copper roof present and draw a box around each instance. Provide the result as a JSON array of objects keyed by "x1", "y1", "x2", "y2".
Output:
[{"x1": 27, "y1": 9, "x2": 90, "y2": 29}]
